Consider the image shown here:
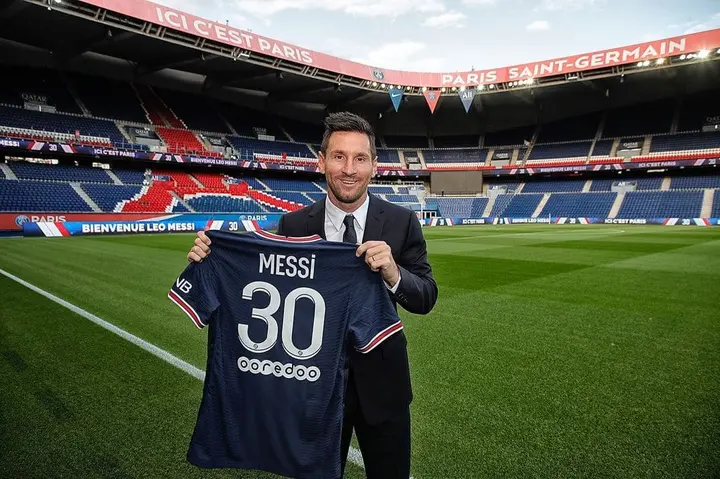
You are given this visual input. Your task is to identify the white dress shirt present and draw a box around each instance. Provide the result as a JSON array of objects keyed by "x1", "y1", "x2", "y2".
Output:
[{"x1": 324, "y1": 194, "x2": 401, "y2": 293}]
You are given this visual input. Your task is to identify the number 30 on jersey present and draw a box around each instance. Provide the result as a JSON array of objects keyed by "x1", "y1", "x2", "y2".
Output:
[{"x1": 239, "y1": 281, "x2": 326, "y2": 360}]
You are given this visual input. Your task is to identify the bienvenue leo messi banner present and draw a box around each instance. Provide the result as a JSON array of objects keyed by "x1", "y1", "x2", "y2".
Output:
[
  {"x1": 21, "y1": 213, "x2": 283, "y2": 237},
  {"x1": 421, "y1": 217, "x2": 719, "y2": 227}
]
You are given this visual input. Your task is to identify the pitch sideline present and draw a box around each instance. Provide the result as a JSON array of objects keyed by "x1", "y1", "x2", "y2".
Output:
[{"x1": 0, "y1": 267, "x2": 414, "y2": 477}]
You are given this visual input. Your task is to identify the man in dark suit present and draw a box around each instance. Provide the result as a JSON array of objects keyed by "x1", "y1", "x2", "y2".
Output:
[{"x1": 187, "y1": 112, "x2": 438, "y2": 478}]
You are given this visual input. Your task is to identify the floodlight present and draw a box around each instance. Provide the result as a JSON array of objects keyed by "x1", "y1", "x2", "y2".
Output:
[
  {"x1": 698, "y1": 49, "x2": 710, "y2": 58},
  {"x1": 656, "y1": 58, "x2": 665, "y2": 65}
]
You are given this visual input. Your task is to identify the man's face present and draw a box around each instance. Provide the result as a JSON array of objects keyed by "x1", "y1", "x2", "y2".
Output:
[{"x1": 318, "y1": 131, "x2": 377, "y2": 207}]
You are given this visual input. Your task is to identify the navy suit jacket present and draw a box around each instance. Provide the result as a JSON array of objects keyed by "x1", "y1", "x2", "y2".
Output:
[{"x1": 277, "y1": 193, "x2": 438, "y2": 424}]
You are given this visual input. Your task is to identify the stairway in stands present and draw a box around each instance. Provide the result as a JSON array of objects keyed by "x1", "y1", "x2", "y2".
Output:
[{"x1": 133, "y1": 84, "x2": 220, "y2": 158}]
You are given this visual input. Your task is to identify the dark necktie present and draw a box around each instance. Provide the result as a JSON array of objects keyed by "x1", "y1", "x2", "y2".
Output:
[{"x1": 343, "y1": 214, "x2": 357, "y2": 244}]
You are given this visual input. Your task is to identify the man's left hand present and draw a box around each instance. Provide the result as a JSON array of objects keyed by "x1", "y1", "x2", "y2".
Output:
[{"x1": 356, "y1": 241, "x2": 400, "y2": 287}]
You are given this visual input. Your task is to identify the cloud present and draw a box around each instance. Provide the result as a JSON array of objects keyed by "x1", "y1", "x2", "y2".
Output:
[
  {"x1": 232, "y1": 0, "x2": 447, "y2": 18},
  {"x1": 681, "y1": 12, "x2": 720, "y2": 34},
  {"x1": 526, "y1": 20, "x2": 550, "y2": 31},
  {"x1": 153, "y1": 0, "x2": 249, "y2": 25},
  {"x1": 462, "y1": 0, "x2": 497, "y2": 5},
  {"x1": 352, "y1": 41, "x2": 447, "y2": 72},
  {"x1": 535, "y1": 0, "x2": 604, "y2": 11},
  {"x1": 421, "y1": 11, "x2": 466, "y2": 28}
]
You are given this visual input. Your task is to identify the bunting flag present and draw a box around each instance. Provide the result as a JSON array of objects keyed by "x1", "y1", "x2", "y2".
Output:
[
  {"x1": 423, "y1": 90, "x2": 440, "y2": 114},
  {"x1": 388, "y1": 87, "x2": 404, "y2": 112},
  {"x1": 459, "y1": 88, "x2": 476, "y2": 113}
]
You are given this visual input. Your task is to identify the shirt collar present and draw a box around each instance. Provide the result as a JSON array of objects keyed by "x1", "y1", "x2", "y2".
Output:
[{"x1": 325, "y1": 192, "x2": 370, "y2": 233}]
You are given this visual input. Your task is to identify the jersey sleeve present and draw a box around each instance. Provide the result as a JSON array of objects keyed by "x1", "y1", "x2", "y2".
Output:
[
  {"x1": 347, "y1": 270, "x2": 404, "y2": 354},
  {"x1": 167, "y1": 257, "x2": 220, "y2": 329}
]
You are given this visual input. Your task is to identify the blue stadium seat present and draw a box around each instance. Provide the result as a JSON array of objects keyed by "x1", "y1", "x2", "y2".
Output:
[
  {"x1": 71, "y1": 74, "x2": 147, "y2": 123},
  {"x1": 228, "y1": 137, "x2": 314, "y2": 158},
  {"x1": 259, "y1": 178, "x2": 323, "y2": 192},
  {"x1": 591, "y1": 139, "x2": 614, "y2": 156},
  {"x1": 0, "y1": 179, "x2": 92, "y2": 212},
  {"x1": 112, "y1": 169, "x2": 146, "y2": 185},
  {"x1": 713, "y1": 191, "x2": 720, "y2": 218},
  {"x1": 377, "y1": 150, "x2": 401, "y2": 165},
  {"x1": 669, "y1": 175, "x2": 720, "y2": 190},
  {"x1": 650, "y1": 133, "x2": 720, "y2": 152},
  {"x1": 616, "y1": 191, "x2": 703, "y2": 218},
  {"x1": 540, "y1": 192, "x2": 616, "y2": 217},
  {"x1": 386, "y1": 195, "x2": 420, "y2": 203},
  {"x1": 186, "y1": 196, "x2": 266, "y2": 213},
  {"x1": 0, "y1": 106, "x2": 146, "y2": 150},
  {"x1": 304, "y1": 192, "x2": 326, "y2": 203},
  {"x1": 434, "y1": 197, "x2": 487, "y2": 217},
  {"x1": 81, "y1": 184, "x2": 142, "y2": 212},
  {"x1": 269, "y1": 192, "x2": 309, "y2": 205},
  {"x1": 423, "y1": 149, "x2": 486, "y2": 163},
  {"x1": 490, "y1": 194, "x2": 513, "y2": 216},
  {"x1": 521, "y1": 180, "x2": 585, "y2": 193},
  {"x1": 501, "y1": 194, "x2": 544, "y2": 217},
  {"x1": 10, "y1": 162, "x2": 113, "y2": 183},
  {"x1": 368, "y1": 185, "x2": 395, "y2": 195}
]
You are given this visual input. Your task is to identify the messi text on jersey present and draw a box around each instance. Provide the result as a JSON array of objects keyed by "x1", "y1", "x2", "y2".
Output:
[{"x1": 259, "y1": 253, "x2": 316, "y2": 280}]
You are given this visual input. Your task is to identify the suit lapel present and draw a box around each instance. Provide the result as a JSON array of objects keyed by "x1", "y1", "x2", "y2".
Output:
[
  {"x1": 362, "y1": 193, "x2": 385, "y2": 242},
  {"x1": 306, "y1": 197, "x2": 327, "y2": 239}
]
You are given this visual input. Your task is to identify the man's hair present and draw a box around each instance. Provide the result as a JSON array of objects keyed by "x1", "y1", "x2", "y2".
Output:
[{"x1": 320, "y1": 112, "x2": 377, "y2": 160}]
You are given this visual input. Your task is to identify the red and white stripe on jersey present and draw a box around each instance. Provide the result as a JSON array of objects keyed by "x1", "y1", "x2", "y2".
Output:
[
  {"x1": 168, "y1": 289, "x2": 206, "y2": 329},
  {"x1": 252, "y1": 229, "x2": 322, "y2": 243},
  {"x1": 356, "y1": 321, "x2": 403, "y2": 354}
]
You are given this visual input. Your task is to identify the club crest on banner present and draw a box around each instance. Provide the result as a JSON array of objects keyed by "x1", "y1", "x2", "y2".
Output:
[
  {"x1": 371, "y1": 69, "x2": 385, "y2": 81},
  {"x1": 423, "y1": 90, "x2": 441, "y2": 113}
]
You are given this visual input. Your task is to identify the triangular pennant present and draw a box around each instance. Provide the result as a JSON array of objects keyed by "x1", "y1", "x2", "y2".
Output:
[
  {"x1": 458, "y1": 88, "x2": 476, "y2": 113},
  {"x1": 423, "y1": 89, "x2": 440, "y2": 114},
  {"x1": 388, "y1": 87, "x2": 404, "y2": 112}
]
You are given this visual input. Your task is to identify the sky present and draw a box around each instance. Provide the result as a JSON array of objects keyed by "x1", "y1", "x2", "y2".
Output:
[{"x1": 153, "y1": 0, "x2": 720, "y2": 72}]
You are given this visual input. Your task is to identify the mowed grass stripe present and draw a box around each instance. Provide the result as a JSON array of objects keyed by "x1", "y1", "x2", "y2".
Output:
[{"x1": 0, "y1": 275, "x2": 368, "y2": 479}]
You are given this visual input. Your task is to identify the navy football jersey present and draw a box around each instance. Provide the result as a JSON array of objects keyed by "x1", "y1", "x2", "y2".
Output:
[{"x1": 168, "y1": 229, "x2": 403, "y2": 479}]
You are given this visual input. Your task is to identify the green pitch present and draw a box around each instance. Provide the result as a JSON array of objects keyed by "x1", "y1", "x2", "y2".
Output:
[{"x1": 1, "y1": 224, "x2": 719, "y2": 478}]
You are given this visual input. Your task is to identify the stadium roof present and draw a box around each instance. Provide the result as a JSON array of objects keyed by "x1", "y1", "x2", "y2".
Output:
[{"x1": 1, "y1": 0, "x2": 720, "y2": 130}]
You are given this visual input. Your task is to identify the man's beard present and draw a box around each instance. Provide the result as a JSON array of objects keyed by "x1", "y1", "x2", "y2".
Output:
[{"x1": 328, "y1": 177, "x2": 366, "y2": 204}]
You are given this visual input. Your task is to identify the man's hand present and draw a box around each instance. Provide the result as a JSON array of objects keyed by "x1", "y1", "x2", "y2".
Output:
[
  {"x1": 356, "y1": 241, "x2": 400, "y2": 288},
  {"x1": 187, "y1": 230, "x2": 212, "y2": 263}
]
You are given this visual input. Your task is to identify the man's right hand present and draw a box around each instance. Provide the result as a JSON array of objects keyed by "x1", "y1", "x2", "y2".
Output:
[{"x1": 187, "y1": 230, "x2": 212, "y2": 263}]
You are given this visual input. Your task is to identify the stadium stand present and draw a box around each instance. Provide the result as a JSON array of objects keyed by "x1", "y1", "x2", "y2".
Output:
[
  {"x1": 498, "y1": 194, "x2": 544, "y2": 217},
  {"x1": 649, "y1": 132, "x2": 720, "y2": 152},
  {"x1": 153, "y1": 88, "x2": 229, "y2": 134},
  {"x1": 527, "y1": 142, "x2": 592, "y2": 161},
  {"x1": 670, "y1": 175, "x2": 720, "y2": 190},
  {"x1": 616, "y1": 191, "x2": 704, "y2": 218},
  {"x1": 490, "y1": 195, "x2": 513, "y2": 216},
  {"x1": 186, "y1": 195, "x2": 265, "y2": 213},
  {"x1": 434, "y1": 197, "x2": 488, "y2": 217},
  {"x1": 0, "y1": 179, "x2": 92, "y2": 212},
  {"x1": 82, "y1": 184, "x2": 143, "y2": 212},
  {"x1": 540, "y1": 192, "x2": 616, "y2": 218},
  {"x1": 537, "y1": 112, "x2": 601, "y2": 143},
  {"x1": 113, "y1": 169, "x2": 146, "y2": 185},
  {"x1": 0, "y1": 106, "x2": 141, "y2": 149},
  {"x1": 9, "y1": 162, "x2": 113, "y2": 183},
  {"x1": 521, "y1": 180, "x2": 585, "y2": 193},
  {"x1": 71, "y1": 73, "x2": 147, "y2": 123},
  {"x1": 713, "y1": 191, "x2": 720, "y2": 218}
]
